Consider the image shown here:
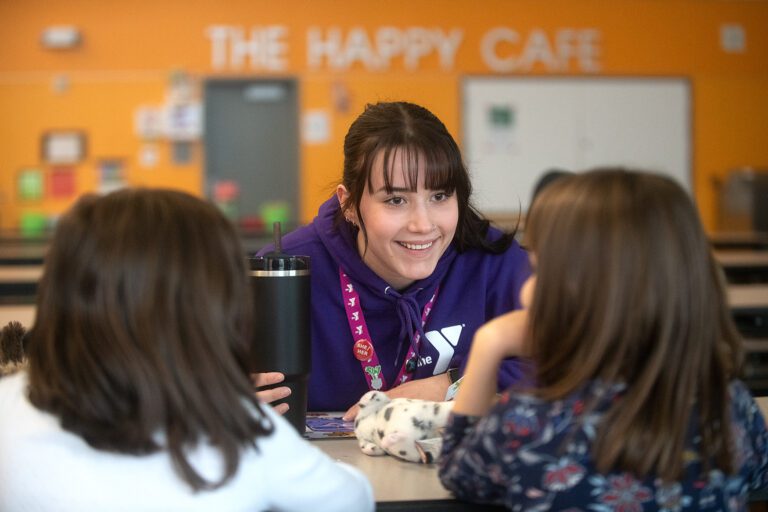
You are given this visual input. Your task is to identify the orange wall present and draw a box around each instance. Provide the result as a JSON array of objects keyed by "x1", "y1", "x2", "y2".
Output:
[{"x1": 1, "y1": 0, "x2": 767, "y2": 231}]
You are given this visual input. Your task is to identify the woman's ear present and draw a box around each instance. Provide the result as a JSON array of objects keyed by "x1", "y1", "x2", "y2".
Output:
[
  {"x1": 336, "y1": 185, "x2": 356, "y2": 225},
  {"x1": 336, "y1": 184, "x2": 349, "y2": 207}
]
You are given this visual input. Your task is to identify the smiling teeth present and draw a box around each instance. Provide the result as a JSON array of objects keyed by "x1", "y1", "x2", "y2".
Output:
[{"x1": 401, "y1": 241, "x2": 433, "y2": 250}]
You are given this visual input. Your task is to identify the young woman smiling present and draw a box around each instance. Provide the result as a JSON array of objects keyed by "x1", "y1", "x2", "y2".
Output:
[{"x1": 257, "y1": 101, "x2": 531, "y2": 418}]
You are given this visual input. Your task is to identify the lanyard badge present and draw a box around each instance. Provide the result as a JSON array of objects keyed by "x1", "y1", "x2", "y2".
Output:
[{"x1": 340, "y1": 269, "x2": 438, "y2": 391}]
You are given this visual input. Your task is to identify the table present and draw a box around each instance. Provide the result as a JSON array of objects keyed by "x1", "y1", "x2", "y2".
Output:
[
  {"x1": 717, "y1": 251, "x2": 768, "y2": 268},
  {"x1": 313, "y1": 437, "x2": 502, "y2": 511},
  {"x1": 729, "y1": 285, "x2": 768, "y2": 350},
  {"x1": 729, "y1": 284, "x2": 768, "y2": 311},
  {"x1": 710, "y1": 232, "x2": 768, "y2": 250},
  {"x1": 0, "y1": 304, "x2": 35, "y2": 328},
  {"x1": 757, "y1": 396, "x2": 768, "y2": 418},
  {"x1": 315, "y1": 438, "x2": 449, "y2": 500},
  {"x1": 0, "y1": 264, "x2": 42, "y2": 304},
  {"x1": 0, "y1": 266, "x2": 43, "y2": 283},
  {"x1": 311, "y1": 397, "x2": 768, "y2": 511},
  {"x1": 0, "y1": 242, "x2": 47, "y2": 265},
  {"x1": 0, "y1": 230, "x2": 274, "y2": 264},
  {"x1": 717, "y1": 250, "x2": 768, "y2": 284}
]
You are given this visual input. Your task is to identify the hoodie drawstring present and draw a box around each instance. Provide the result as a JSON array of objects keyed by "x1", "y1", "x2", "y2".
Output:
[{"x1": 386, "y1": 287, "x2": 431, "y2": 368}]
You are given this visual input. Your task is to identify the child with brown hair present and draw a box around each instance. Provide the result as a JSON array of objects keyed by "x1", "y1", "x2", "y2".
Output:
[
  {"x1": 439, "y1": 168, "x2": 768, "y2": 510},
  {"x1": 0, "y1": 188, "x2": 373, "y2": 511}
]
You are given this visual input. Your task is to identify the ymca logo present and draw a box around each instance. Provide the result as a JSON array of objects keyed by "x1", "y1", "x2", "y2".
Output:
[{"x1": 424, "y1": 324, "x2": 463, "y2": 375}]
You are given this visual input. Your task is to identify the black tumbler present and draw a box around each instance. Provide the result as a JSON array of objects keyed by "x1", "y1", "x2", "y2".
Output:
[{"x1": 249, "y1": 223, "x2": 311, "y2": 434}]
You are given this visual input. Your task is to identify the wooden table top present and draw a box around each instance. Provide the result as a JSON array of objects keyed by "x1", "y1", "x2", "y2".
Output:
[
  {"x1": 756, "y1": 396, "x2": 768, "y2": 418},
  {"x1": 313, "y1": 438, "x2": 454, "y2": 503},
  {"x1": 716, "y1": 250, "x2": 768, "y2": 268},
  {"x1": 728, "y1": 285, "x2": 768, "y2": 310},
  {"x1": 0, "y1": 305, "x2": 35, "y2": 328},
  {"x1": 0, "y1": 266, "x2": 43, "y2": 283},
  {"x1": 312, "y1": 397, "x2": 768, "y2": 507}
]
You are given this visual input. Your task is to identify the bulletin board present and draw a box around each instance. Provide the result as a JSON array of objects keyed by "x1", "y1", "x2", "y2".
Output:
[{"x1": 461, "y1": 77, "x2": 692, "y2": 213}]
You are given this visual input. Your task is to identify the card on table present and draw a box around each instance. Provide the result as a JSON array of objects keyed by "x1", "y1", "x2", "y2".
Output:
[{"x1": 305, "y1": 412, "x2": 356, "y2": 439}]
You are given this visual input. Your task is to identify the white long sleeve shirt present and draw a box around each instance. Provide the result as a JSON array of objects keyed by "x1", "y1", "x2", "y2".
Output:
[{"x1": 0, "y1": 372, "x2": 373, "y2": 512}]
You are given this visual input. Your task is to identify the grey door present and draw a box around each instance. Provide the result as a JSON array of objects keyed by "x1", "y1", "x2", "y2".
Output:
[{"x1": 204, "y1": 79, "x2": 299, "y2": 232}]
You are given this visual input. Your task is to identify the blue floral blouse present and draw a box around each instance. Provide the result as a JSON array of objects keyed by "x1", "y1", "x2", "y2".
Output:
[{"x1": 438, "y1": 380, "x2": 768, "y2": 511}]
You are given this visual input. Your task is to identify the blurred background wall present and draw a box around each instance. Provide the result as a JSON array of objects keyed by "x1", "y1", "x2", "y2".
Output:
[{"x1": 0, "y1": 0, "x2": 766, "y2": 234}]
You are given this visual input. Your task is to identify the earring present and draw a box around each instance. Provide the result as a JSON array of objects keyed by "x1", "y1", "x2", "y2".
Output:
[{"x1": 345, "y1": 215, "x2": 357, "y2": 227}]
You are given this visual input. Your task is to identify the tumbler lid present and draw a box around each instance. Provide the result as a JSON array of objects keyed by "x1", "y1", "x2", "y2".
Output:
[
  {"x1": 249, "y1": 222, "x2": 310, "y2": 273},
  {"x1": 249, "y1": 254, "x2": 309, "y2": 272}
]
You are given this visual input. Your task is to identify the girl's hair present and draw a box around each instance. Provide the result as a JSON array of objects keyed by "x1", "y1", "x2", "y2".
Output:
[
  {"x1": 524, "y1": 168, "x2": 743, "y2": 480},
  {"x1": 339, "y1": 101, "x2": 514, "y2": 253},
  {"x1": 26, "y1": 188, "x2": 273, "y2": 491}
]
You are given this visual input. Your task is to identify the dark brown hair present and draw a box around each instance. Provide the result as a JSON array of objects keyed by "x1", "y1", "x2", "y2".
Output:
[
  {"x1": 524, "y1": 168, "x2": 743, "y2": 480},
  {"x1": 340, "y1": 101, "x2": 514, "y2": 253},
  {"x1": 26, "y1": 188, "x2": 273, "y2": 491}
]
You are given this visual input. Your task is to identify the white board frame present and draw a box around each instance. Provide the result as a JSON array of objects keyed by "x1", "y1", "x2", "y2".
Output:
[{"x1": 462, "y1": 76, "x2": 692, "y2": 213}]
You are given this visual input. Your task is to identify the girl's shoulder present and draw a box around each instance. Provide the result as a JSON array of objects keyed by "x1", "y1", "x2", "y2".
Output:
[
  {"x1": 729, "y1": 379, "x2": 755, "y2": 403},
  {"x1": 494, "y1": 380, "x2": 625, "y2": 421},
  {"x1": 728, "y1": 380, "x2": 766, "y2": 426}
]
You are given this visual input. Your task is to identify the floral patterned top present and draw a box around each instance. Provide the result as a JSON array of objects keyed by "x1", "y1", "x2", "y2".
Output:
[{"x1": 438, "y1": 380, "x2": 768, "y2": 511}]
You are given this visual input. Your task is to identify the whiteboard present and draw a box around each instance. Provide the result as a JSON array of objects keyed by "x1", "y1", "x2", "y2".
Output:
[{"x1": 462, "y1": 77, "x2": 692, "y2": 213}]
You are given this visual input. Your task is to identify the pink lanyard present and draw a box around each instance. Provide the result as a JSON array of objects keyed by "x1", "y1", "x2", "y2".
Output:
[{"x1": 339, "y1": 268, "x2": 438, "y2": 391}]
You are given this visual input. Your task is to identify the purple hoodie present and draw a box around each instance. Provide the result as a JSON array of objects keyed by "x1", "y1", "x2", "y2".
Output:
[{"x1": 257, "y1": 197, "x2": 531, "y2": 411}]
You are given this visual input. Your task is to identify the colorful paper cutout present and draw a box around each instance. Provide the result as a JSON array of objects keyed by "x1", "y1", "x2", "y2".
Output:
[
  {"x1": 261, "y1": 200, "x2": 291, "y2": 227},
  {"x1": 20, "y1": 211, "x2": 47, "y2": 237},
  {"x1": 17, "y1": 169, "x2": 44, "y2": 201},
  {"x1": 97, "y1": 159, "x2": 126, "y2": 194},
  {"x1": 49, "y1": 167, "x2": 76, "y2": 198}
]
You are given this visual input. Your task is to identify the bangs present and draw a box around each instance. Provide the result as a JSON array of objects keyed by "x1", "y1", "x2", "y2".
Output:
[{"x1": 367, "y1": 143, "x2": 461, "y2": 194}]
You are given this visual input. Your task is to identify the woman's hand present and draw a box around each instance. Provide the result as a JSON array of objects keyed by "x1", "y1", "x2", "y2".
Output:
[
  {"x1": 342, "y1": 373, "x2": 452, "y2": 421},
  {"x1": 251, "y1": 372, "x2": 291, "y2": 415}
]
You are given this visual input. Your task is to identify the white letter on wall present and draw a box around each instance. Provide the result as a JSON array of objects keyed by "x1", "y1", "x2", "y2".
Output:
[
  {"x1": 578, "y1": 29, "x2": 602, "y2": 72},
  {"x1": 376, "y1": 27, "x2": 402, "y2": 70},
  {"x1": 481, "y1": 27, "x2": 520, "y2": 72},
  {"x1": 403, "y1": 28, "x2": 432, "y2": 70},
  {"x1": 343, "y1": 27, "x2": 376, "y2": 70},
  {"x1": 433, "y1": 28, "x2": 463, "y2": 70},
  {"x1": 307, "y1": 27, "x2": 342, "y2": 70},
  {"x1": 518, "y1": 29, "x2": 557, "y2": 72},
  {"x1": 206, "y1": 25, "x2": 232, "y2": 70},
  {"x1": 264, "y1": 25, "x2": 288, "y2": 71}
]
